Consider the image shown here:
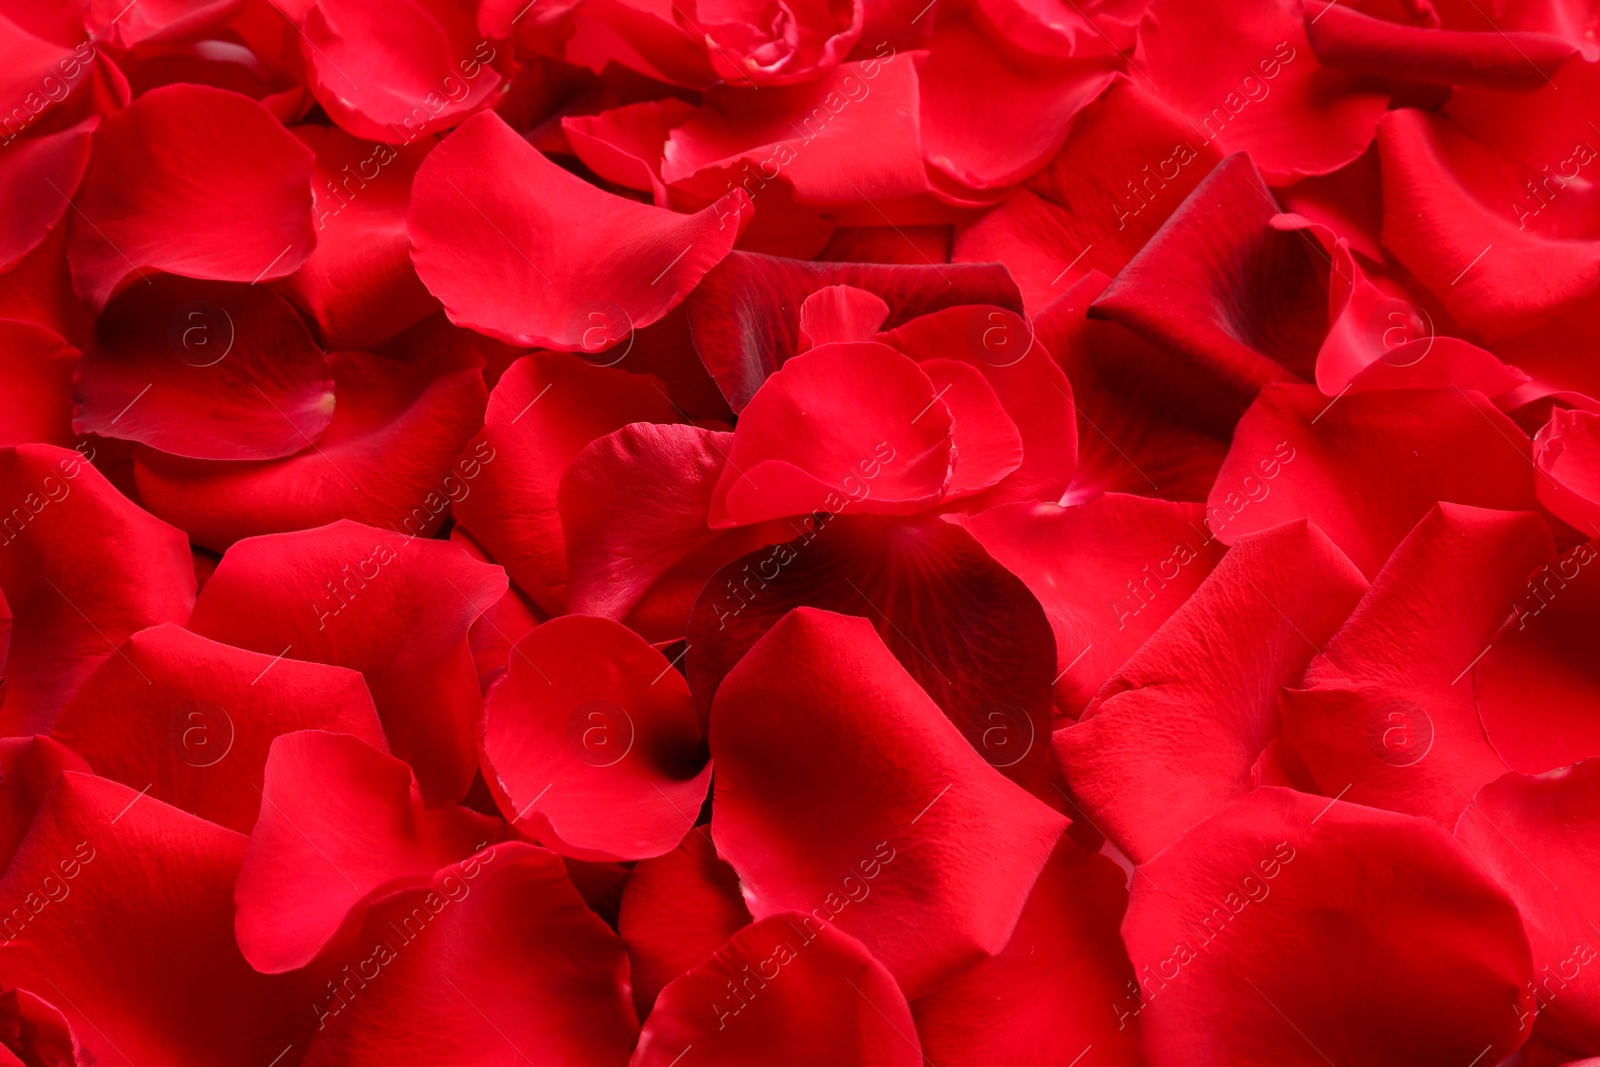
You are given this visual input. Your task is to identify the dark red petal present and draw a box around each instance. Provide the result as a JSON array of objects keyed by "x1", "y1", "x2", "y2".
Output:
[
  {"x1": 1281, "y1": 504, "x2": 1552, "y2": 826},
  {"x1": 952, "y1": 76, "x2": 1224, "y2": 313},
  {"x1": 882, "y1": 305, "x2": 1077, "y2": 505},
  {"x1": 0, "y1": 444, "x2": 194, "y2": 734},
  {"x1": 1091, "y1": 154, "x2": 1326, "y2": 400},
  {"x1": 0, "y1": 320, "x2": 77, "y2": 448},
  {"x1": 409, "y1": 110, "x2": 749, "y2": 350},
  {"x1": 451, "y1": 352, "x2": 680, "y2": 615},
  {"x1": 1209, "y1": 384, "x2": 1539, "y2": 579},
  {"x1": 0, "y1": 735, "x2": 86, "y2": 869},
  {"x1": 480, "y1": 615, "x2": 710, "y2": 861},
  {"x1": 1038, "y1": 273, "x2": 1238, "y2": 503},
  {"x1": 798, "y1": 284, "x2": 889, "y2": 349},
  {"x1": 709, "y1": 342, "x2": 955, "y2": 526},
  {"x1": 617, "y1": 829, "x2": 752, "y2": 1017},
  {"x1": 0, "y1": 222, "x2": 92, "y2": 347},
  {"x1": 686, "y1": 250, "x2": 1023, "y2": 411},
  {"x1": 1305, "y1": 0, "x2": 1591, "y2": 91},
  {"x1": 633, "y1": 914, "x2": 922, "y2": 1066},
  {"x1": 1478, "y1": 537, "x2": 1600, "y2": 775},
  {"x1": 958, "y1": 494, "x2": 1226, "y2": 714},
  {"x1": 660, "y1": 58, "x2": 927, "y2": 206},
  {"x1": 132, "y1": 343, "x2": 488, "y2": 551},
  {"x1": 710, "y1": 608, "x2": 1067, "y2": 997},
  {"x1": 275, "y1": 125, "x2": 439, "y2": 351},
  {"x1": 235, "y1": 730, "x2": 504, "y2": 973},
  {"x1": 1535, "y1": 407, "x2": 1600, "y2": 536},
  {"x1": 69, "y1": 84, "x2": 315, "y2": 309},
  {"x1": 1456, "y1": 763, "x2": 1600, "y2": 1052},
  {"x1": 1057, "y1": 520, "x2": 1368, "y2": 862},
  {"x1": 689, "y1": 513, "x2": 1060, "y2": 796},
  {"x1": 49, "y1": 623, "x2": 387, "y2": 834},
  {"x1": 918, "y1": 13, "x2": 1115, "y2": 193},
  {"x1": 85, "y1": 0, "x2": 243, "y2": 46},
  {"x1": 73, "y1": 275, "x2": 334, "y2": 460},
  {"x1": 1136, "y1": 0, "x2": 1389, "y2": 181},
  {"x1": 0, "y1": 119, "x2": 95, "y2": 273},
  {"x1": 1123, "y1": 787, "x2": 1532, "y2": 1065},
  {"x1": 186, "y1": 519, "x2": 507, "y2": 803},
  {"x1": 912, "y1": 841, "x2": 1142, "y2": 1067},
  {"x1": 0, "y1": 773, "x2": 317, "y2": 1065},
  {"x1": 299, "y1": 843, "x2": 639, "y2": 1066},
  {"x1": 301, "y1": 0, "x2": 502, "y2": 143}
]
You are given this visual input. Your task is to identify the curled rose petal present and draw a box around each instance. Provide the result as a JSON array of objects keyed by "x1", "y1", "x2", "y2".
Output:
[
  {"x1": 234, "y1": 730, "x2": 504, "y2": 973},
  {"x1": 0, "y1": 444, "x2": 195, "y2": 735},
  {"x1": 632, "y1": 914, "x2": 922, "y2": 1066},
  {"x1": 1534, "y1": 407, "x2": 1600, "y2": 536},
  {"x1": 73, "y1": 275, "x2": 335, "y2": 460},
  {"x1": 691, "y1": 0, "x2": 862, "y2": 86},
  {"x1": 299, "y1": 843, "x2": 639, "y2": 1066},
  {"x1": 409, "y1": 110, "x2": 750, "y2": 350},
  {"x1": 69, "y1": 84, "x2": 316, "y2": 309},
  {"x1": 186, "y1": 519, "x2": 507, "y2": 803},
  {"x1": 480, "y1": 615, "x2": 711, "y2": 862},
  {"x1": 1122, "y1": 787, "x2": 1532, "y2": 1065},
  {"x1": 710, "y1": 608, "x2": 1067, "y2": 997},
  {"x1": 49, "y1": 623, "x2": 388, "y2": 834}
]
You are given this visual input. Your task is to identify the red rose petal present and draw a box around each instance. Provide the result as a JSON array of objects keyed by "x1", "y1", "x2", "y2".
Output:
[
  {"x1": 691, "y1": 0, "x2": 862, "y2": 86},
  {"x1": 710, "y1": 608, "x2": 1067, "y2": 997},
  {"x1": 0, "y1": 773, "x2": 317, "y2": 1066},
  {"x1": 451, "y1": 352, "x2": 680, "y2": 614},
  {"x1": 0, "y1": 443, "x2": 195, "y2": 735},
  {"x1": 186, "y1": 519, "x2": 507, "y2": 803},
  {"x1": 797, "y1": 284, "x2": 889, "y2": 349},
  {"x1": 300, "y1": 0, "x2": 502, "y2": 144},
  {"x1": 957, "y1": 493, "x2": 1226, "y2": 715},
  {"x1": 1280, "y1": 504, "x2": 1552, "y2": 826},
  {"x1": 85, "y1": 0, "x2": 244, "y2": 47},
  {"x1": 686, "y1": 250, "x2": 1023, "y2": 411},
  {"x1": 409, "y1": 110, "x2": 749, "y2": 350},
  {"x1": 480, "y1": 614, "x2": 711, "y2": 862},
  {"x1": 632, "y1": 914, "x2": 922, "y2": 1066},
  {"x1": 299, "y1": 842, "x2": 639, "y2": 1066},
  {"x1": 49, "y1": 623, "x2": 387, "y2": 834},
  {"x1": 0, "y1": 735, "x2": 87, "y2": 870},
  {"x1": 562, "y1": 98, "x2": 699, "y2": 207},
  {"x1": 617, "y1": 829, "x2": 752, "y2": 1017},
  {"x1": 1057, "y1": 520, "x2": 1368, "y2": 862},
  {"x1": 688, "y1": 513, "x2": 1060, "y2": 795},
  {"x1": 73, "y1": 275, "x2": 335, "y2": 460},
  {"x1": 1123, "y1": 787, "x2": 1532, "y2": 1065},
  {"x1": 916, "y1": 357, "x2": 1024, "y2": 498},
  {"x1": 1456, "y1": 763, "x2": 1600, "y2": 1052},
  {"x1": 132, "y1": 343, "x2": 489, "y2": 551},
  {"x1": 911, "y1": 841, "x2": 1143, "y2": 1067},
  {"x1": 1208, "y1": 384, "x2": 1539, "y2": 579},
  {"x1": 0, "y1": 119, "x2": 95, "y2": 274},
  {"x1": 69, "y1": 84, "x2": 315, "y2": 309},
  {"x1": 1136, "y1": 0, "x2": 1389, "y2": 181},
  {"x1": 235, "y1": 730, "x2": 504, "y2": 973},
  {"x1": 0, "y1": 319, "x2": 77, "y2": 448},
  {"x1": 1535, "y1": 407, "x2": 1600, "y2": 536}
]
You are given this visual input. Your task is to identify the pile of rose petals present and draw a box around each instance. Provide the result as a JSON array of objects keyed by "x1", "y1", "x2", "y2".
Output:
[{"x1": 3, "y1": 0, "x2": 1600, "y2": 1064}]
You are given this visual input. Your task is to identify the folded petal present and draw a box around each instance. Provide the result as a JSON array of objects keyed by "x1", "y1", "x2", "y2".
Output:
[
  {"x1": 49, "y1": 624, "x2": 387, "y2": 834},
  {"x1": 710, "y1": 608, "x2": 1067, "y2": 996},
  {"x1": 1057, "y1": 520, "x2": 1368, "y2": 862},
  {"x1": 1535, "y1": 407, "x2": 1600, "y2": 535},
  {"x1": 235, "y1": 730, "x2": 504, "y2": 973},
  {"x1": 69, "y1": 84, "x2": 315, "y2": 308},
  {"x1": 187, "y1": 519, "x2": 507, "y2": 803},
  {"x1": 409, "y1": 110, "x2": 749, "y2": 350},
  {"x1": 0, "y1": 444, "x2": 194, "y2": 734},
  {"x1": 1123, "y1": 787, "x2": 1532, "y2": 1066},
  {"x1": 480, "y1": 615, "x2": 711, "y2": 862},
  {"x1": 632, "y1": 914, "x2": 922, "y2": 1066},
  {"x1": 73, "y1": 275, "x2": 334, "y2": 460},
  {"x1": 299, "y1": 842, "x2": 639, "y2": 1066},
  {"x1": 1208, "y1": 384, "x2": 1539, "y2": 578}
]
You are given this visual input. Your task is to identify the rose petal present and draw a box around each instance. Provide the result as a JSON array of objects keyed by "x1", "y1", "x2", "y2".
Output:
[
  {"x1": 0, "y1": 319, "x2": 77, "y2": 448},
  {"x1": 1535, "y1": 407, "x2": 1600, "y2": 536},
  {"x1": 0, "y1": 735, "x2": 87, "y2": 870},
  {"x1": 0, "y1": 119, "x2": 95, "y2": 273},
  {"x1": 797, "y1": 284, "x2": 889, "y2": 349}
]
